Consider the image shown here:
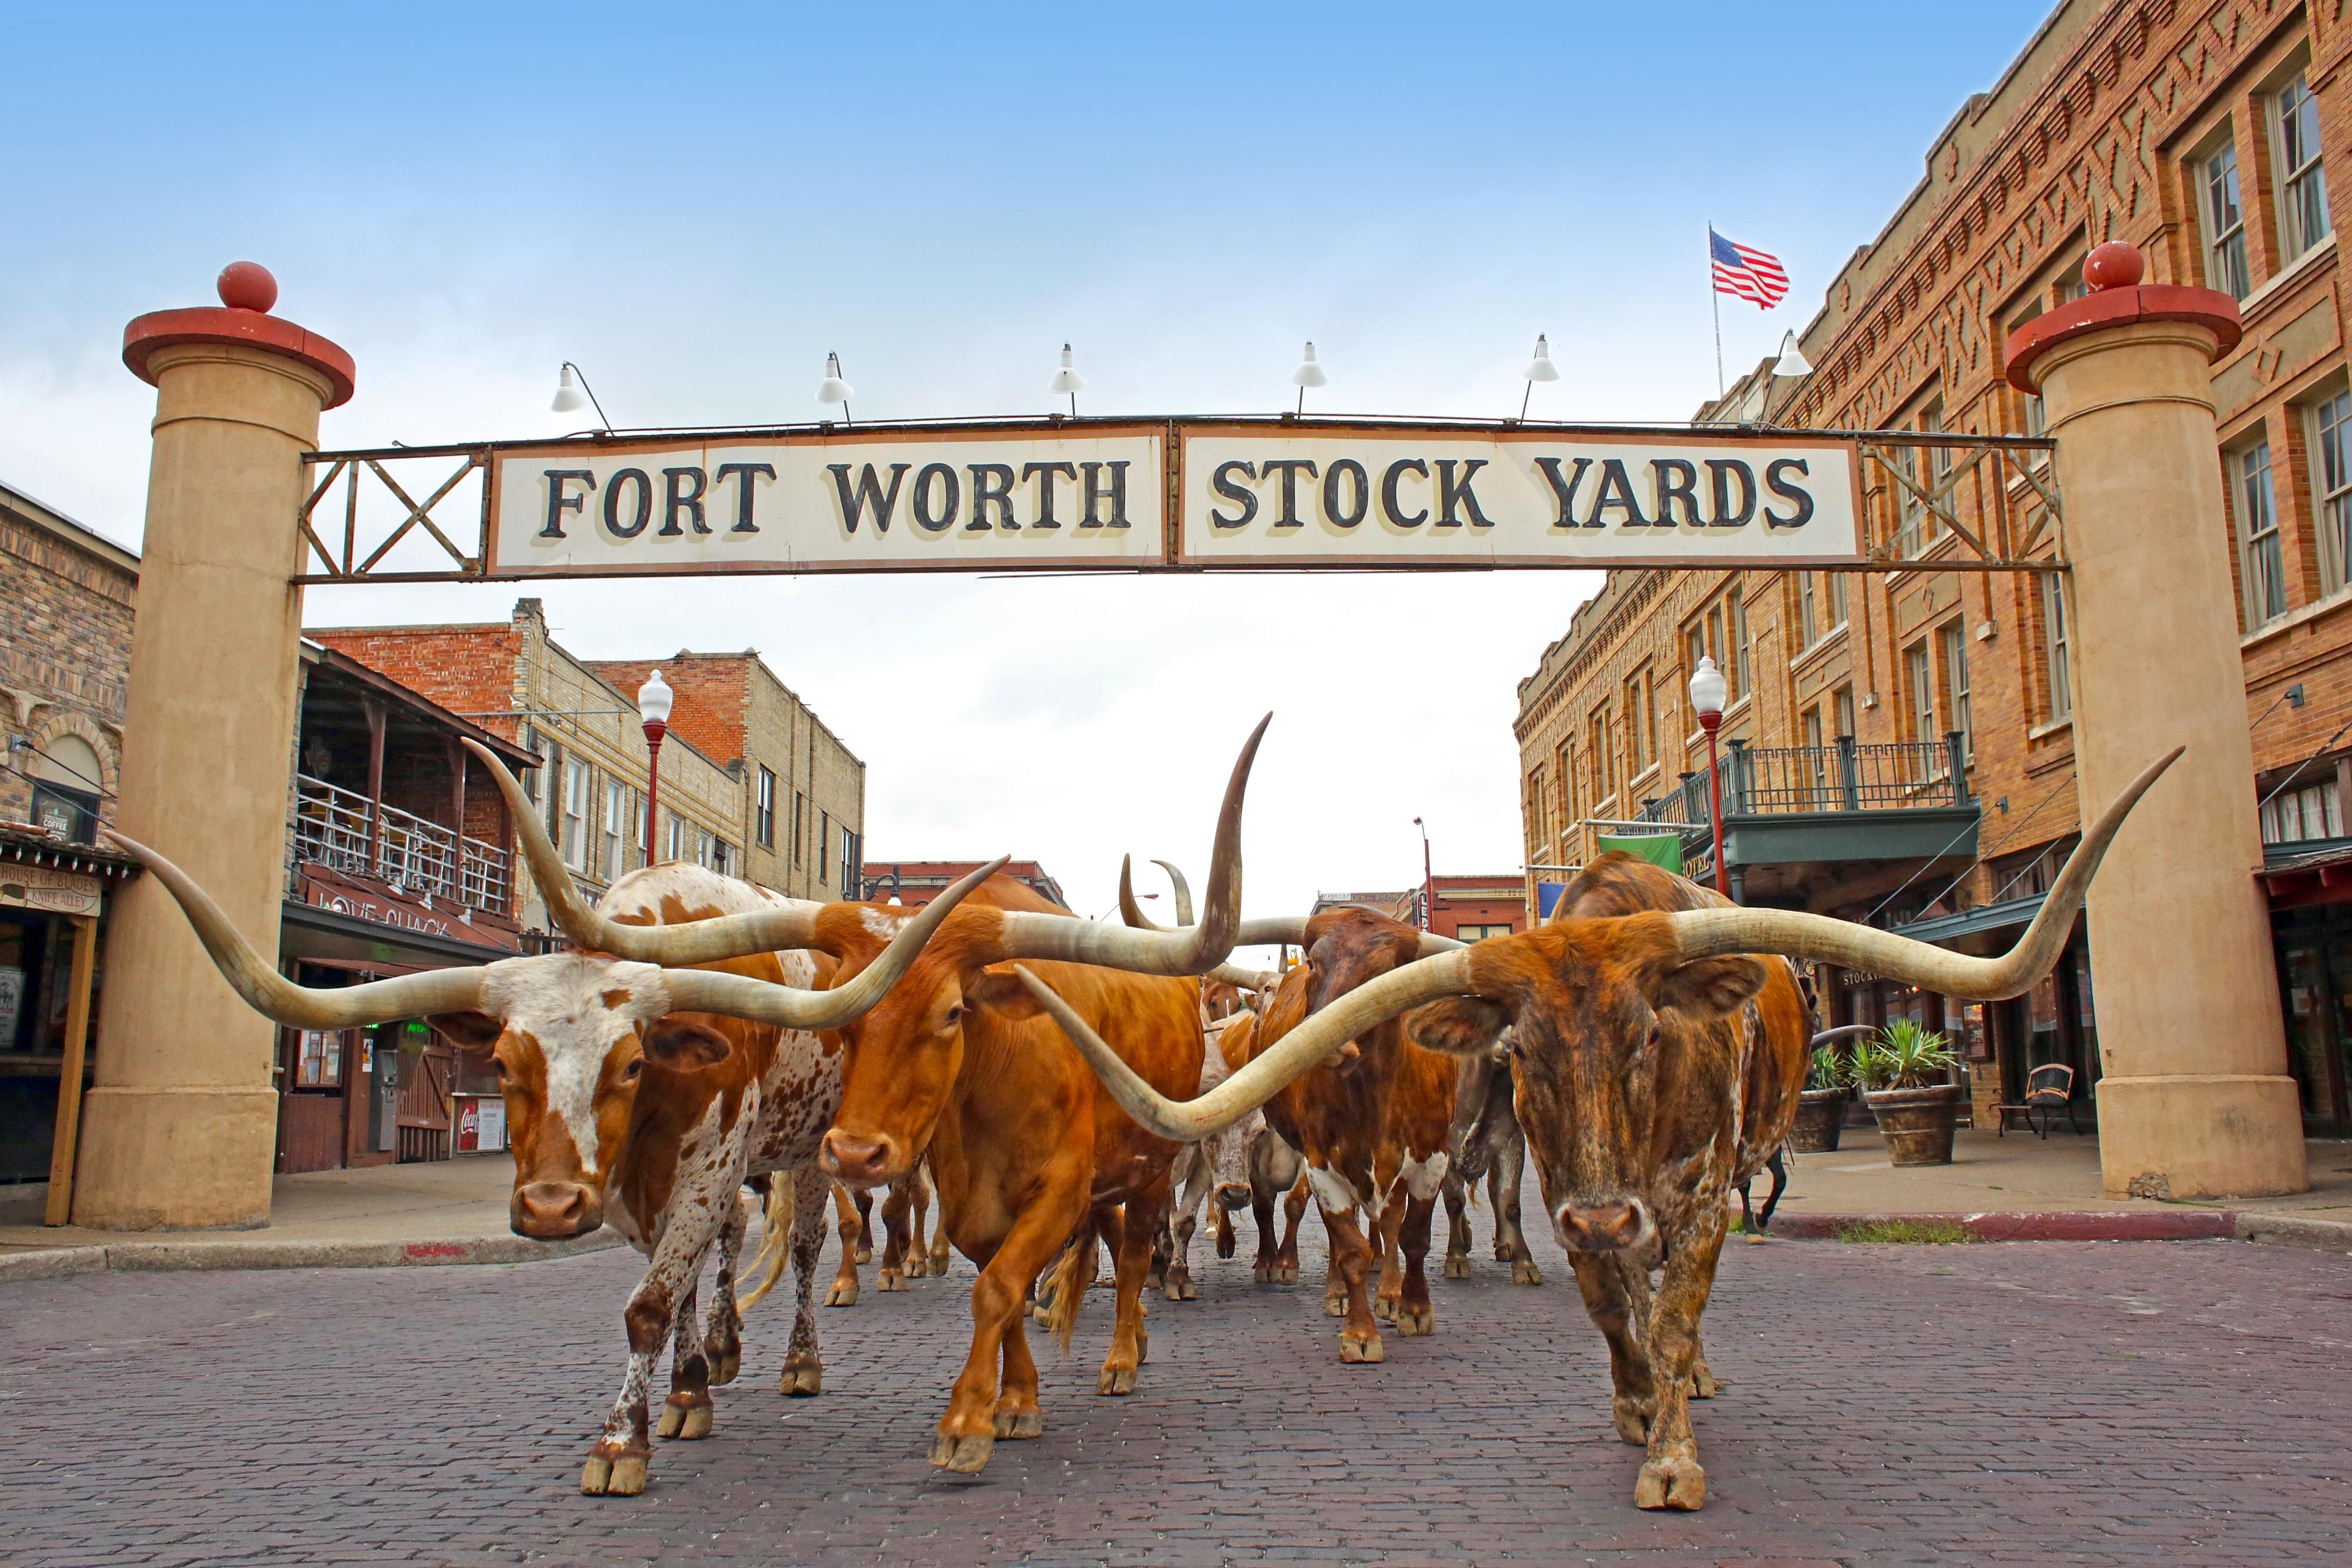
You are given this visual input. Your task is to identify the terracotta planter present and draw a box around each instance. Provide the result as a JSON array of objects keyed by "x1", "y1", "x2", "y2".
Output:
[
  {"x1": 1788, "y1": 1088, "x2": 1850, "y2": 1153},
  {"x1": 1865, "y1": 1084, "x2": 1964, "y2": 1166}
]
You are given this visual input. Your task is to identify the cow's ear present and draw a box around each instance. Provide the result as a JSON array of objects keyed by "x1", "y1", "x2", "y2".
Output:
[
  {"x1": 643, "y1": 1017, "x2": 735, "y2": 1071},
  {"x1": 1406, "y1": 997, "x2": 1513, "y2": 1056},
  {"x1": 964, "y1": 967, "x2": 1043, "y2": 1020},
  {"x1": 1649, "y1": 955, "x2": 1768, "y2": 1019},
  {"x1": 430, "y1": 1012, "x2": 503, "y2": 1053}
]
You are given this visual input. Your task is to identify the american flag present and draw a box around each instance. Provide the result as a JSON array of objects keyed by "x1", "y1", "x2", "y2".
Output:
[{"x1": 1710, "y1": 228, "x2": 1789, "y2": 309}]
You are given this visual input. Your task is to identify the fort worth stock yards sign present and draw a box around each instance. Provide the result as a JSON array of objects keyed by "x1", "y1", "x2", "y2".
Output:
[{"x1": 483, "y1": 420, "x2": 1863, "y2": 577}]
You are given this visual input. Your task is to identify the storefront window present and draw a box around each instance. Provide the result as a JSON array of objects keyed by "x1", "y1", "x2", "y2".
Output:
[{"x1": 297, "y1": 1028, "x2": 344, "y2": 1088}]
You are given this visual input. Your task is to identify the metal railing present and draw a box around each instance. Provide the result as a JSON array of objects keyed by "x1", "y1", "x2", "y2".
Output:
[
  {"x1": 288, "y1": 773, "x2": 512, "y2": 912},
  {"x1": 1636, "y1": 734, "x2": 1970, "y2": 827}
]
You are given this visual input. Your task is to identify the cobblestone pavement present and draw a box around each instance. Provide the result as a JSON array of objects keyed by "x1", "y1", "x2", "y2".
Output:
[{"x1": 7, "y1": 1183, "x2": 2351, "y2": 1567}]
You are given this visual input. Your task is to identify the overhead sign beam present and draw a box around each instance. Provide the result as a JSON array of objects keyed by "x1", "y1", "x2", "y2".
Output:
[{"x1": 298, "y1": 416, "x2": 2059, "y2": 583}]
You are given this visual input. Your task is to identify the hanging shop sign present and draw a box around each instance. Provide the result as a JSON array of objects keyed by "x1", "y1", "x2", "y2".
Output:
[
  {"x1": 472, "y1": 419, "x2": 1866, "y2": 579},
  {"x1": 0, "y1": 864, "x2": 104, "y2": 917}
]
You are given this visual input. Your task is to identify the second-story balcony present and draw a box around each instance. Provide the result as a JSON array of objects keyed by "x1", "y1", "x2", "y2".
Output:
[
  {"x1": 1626, "y1": 734, "x2": 1979, "y2": 896},
  {"x1": 289, "y1": 773, "x2": 512, "y2": 914}
]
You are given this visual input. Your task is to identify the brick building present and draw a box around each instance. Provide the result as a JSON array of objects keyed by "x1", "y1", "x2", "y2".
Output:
[
  {"x1": 859, "y1": 858, "x2": 1070, "y2": 911},
  {"x1": 1516, "y1": 0, "x2": 2352, "y2": 1131},
  {"x1": 312, "y1": 601, "x2": 863, "y2": 931},
  {"x1": 1309, "y1": 876, "x2": 1527, "y2": 941}
]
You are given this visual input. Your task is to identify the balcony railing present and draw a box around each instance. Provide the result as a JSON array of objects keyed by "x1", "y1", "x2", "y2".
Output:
[
  {"x1": 1637, "y1": 734, "x2": 1970, "y2": 828},
  {"x1": 288, "y1": 773, "x2": 511, "y2": 913}
]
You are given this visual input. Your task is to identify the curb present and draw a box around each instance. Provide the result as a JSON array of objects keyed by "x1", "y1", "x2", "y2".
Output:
[
  {"x1": 1766, "y1": 1210, "x2": 2240, "y2": 1243},
  {"x1": 0, "y1": 1228, "x2": 623, "y2": 1283},
  {"x1": 2232, "y1": 1211, "x2": 2352, "y2": 1253}
]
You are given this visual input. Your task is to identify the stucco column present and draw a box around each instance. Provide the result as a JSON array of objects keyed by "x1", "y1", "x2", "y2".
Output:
[
  {"x1": 2007, "y1": 242, "x2": 2306, "y2": 1199},
  {"x1": 72, "y1": 263, "x2": 354, "y2": 1229}
]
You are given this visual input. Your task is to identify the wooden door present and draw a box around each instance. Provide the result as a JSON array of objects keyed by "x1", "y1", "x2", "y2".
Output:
[{"x1": 396, "y1": 1040, "x2": 455, "y2": 1162}]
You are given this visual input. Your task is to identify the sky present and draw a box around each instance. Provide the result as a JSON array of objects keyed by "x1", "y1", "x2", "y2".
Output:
[{"x1": 1, "y1": 1, "x2": 2059, "y2": 925}]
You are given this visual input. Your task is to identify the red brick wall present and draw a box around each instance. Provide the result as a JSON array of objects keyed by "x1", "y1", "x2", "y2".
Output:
[
  {"x1": 308, "y1": 628, "x2": 523, "y2": 741},
  {"x1": 584, "y1": 656, "x2": 750, "y2": 767}
]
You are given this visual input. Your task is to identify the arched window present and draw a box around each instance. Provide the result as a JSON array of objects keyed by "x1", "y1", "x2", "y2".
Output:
[{"x1": 31, "y1": 734, "x2": 105, "y2": 843}]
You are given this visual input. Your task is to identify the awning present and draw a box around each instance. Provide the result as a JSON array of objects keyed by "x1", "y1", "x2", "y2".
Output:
[
  {"x1": 280, "y1": 899, "x2": 520, "y2": 970},
  {"x1": 2260, "y1": 837, "x2": 2352, "y2": 909},
  {"x1": 1888, "y1": 891, "x2": 2047, "y2": 945}
]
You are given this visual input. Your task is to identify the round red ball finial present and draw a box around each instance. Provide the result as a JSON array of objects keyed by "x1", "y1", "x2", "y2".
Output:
[
  {"x1": 216, "y1": 261, "x2": 279, "y2": 313},
  {"x1": 2082, "y1": 241, "x2": 2145, "y2": 293}
]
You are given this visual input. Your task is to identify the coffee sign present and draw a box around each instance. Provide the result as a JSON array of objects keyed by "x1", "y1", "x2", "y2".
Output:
[{"x1": 482, "y1": 419, "x2": 1863, "y2": 578}]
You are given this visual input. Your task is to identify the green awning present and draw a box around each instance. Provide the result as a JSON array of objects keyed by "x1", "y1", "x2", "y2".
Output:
[{"x1": 1598, "y1": 834, "x2": 1683, "y2": 875}]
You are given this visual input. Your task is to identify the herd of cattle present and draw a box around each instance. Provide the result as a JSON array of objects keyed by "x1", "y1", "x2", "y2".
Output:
[{"x1": 108, "y1": 718, "x2": 2177, "y2": 1512}]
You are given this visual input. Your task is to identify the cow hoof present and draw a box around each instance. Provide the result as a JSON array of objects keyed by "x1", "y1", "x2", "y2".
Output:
[
  {"x1": 704, "y1": 1343, "x2": 742, "y2": 1386},
  {"x1": 1324, "y1": 1296, "x2": 1347, "y2": 1318},
  {"x1": 1373, "y1": 1295, "x2": 1400, "y2": 1323},
  {"x1": 928, "y1": 1431, "x2": 994, "y2": 1473},
  {"x1": 1612, "y1": 1398, "x2": 1652, "y2": 1446},
  {"x1": 854, "y1": 1243, "x2": 873, "y2": 1263},
  {"x1": 1635, "y1": 1457, "x2": 1706, "y2": 1512},
  {"x1": 879, "y1": 1268, "x2": 908, "y2": 1292},
  {"x1": 581, "y1": 1451, "x2": 649, "y2": 1496},
  {"x1": 1097, "y1": 1364, "x2": 1138, "y2": 1396},
  {"x1": 1217, "y1": 1233, "x2": 1237, "y2": 1261},
  {"x1": 1144, "y1": 1269, "x2": 1166, "y2": 1292},
  {"x1": 1337, "y1": 1332, "x2": 1385, "y2": 1365},
  {"x1": 1163, "y1": 1275, "x2": 1194, "y2": 1302},
  {"x1": 826, "y1": 1279, "x2": 858, "y2": 1308},
  {"x1": 780, "y1": 1359, "x2": 823, "y2": 1397},
  {"x1": 994, "y1": 1405, "x2": 1045, "y2": 1439},
  {"x1": 1512, "y1": 1259, "x2": 1545, "y2": 1287},
  {"x1": 1252, "y1": 1262, "x2": 1274, "y2": 1283},
  {"x1": 1275, "y1": 1263, "x2": 1300, "y2": 1284},
  {"x1": 931, "y1": 1246, "x2": 952, "y2": 1273},
  {"x1": 1136, "y1": 1327, "x2": 1150, "y2": 1364},
  {"x1": 1395, "y1": 1304, "x2": 1435, "y2": 1336},
  {"x1": 657, "y1": 1392, "x2": 713, "y2": 1440},
  {"x1": 1442, "y1": 1253, "x2": 1472, "y2": 1279},
  {"x1": 1689, "y1": 1362, "x2": 1719, "y2": 1400}
]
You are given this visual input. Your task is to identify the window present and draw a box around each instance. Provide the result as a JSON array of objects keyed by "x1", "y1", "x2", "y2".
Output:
[
  {"x1": 1588, "y1": 713, "x2": 1608, "y2": 804},
  {"x1": 1802, "y1": 708, "x2": 1826, "y2": 803},
  {"x1": 2041, "y1": 573, "x2": 2072, "y2": 720},
  {"x1": 756, "y1": 767, "x2": 777, "y2": 848},
  {"x1": 839, "y1": 827, "x2": 858, "y2": 894},
  {"x1": 792, "y1": 791, "x2": 806, "y2": 865},
  {"x1": 1730, "y1": 587, "x2": 1750, "y2": 695},
  {"x1": 2203, "y1": 138, "x2": 2250, "y2": 300},
  {"x1": 2313, "y1": 390, "x2": 2352, "y2": 593},
  {"x1": 1626, "y1": 670, "x2": 1653, "y2": 774},
  {"x1": 1907, "y1": 642, "x2": 1936, "y2": 747},
  {"x1": 1923, "y1": 403, "x2": 1950, "y2": 543},
  {"x1": 563, "y1": 760, "x2": 592, "y2": 870},
  {"x1": 2235, "y1": 439, "x2": 2286, "y2": 629},
  {"x1": 603, "y1": 778, "x2": 626, "y2": 878},
  {"x1": 2274, "y1": 71, "x2": 2331, "y2": 264},
  {"x1": 1834, "y1": 685, "x2": 1855, "y2": 738},
  {"x1": 1827, "y1": 571, "x2": 1849, "y2": 630},
  {"x1": 1706, "y1": 606, "x2": 1728, "y2": 696},
  {"x1": 1798, "y1": 573, "x2": 1818, "y2": 647},
  {"x1": 666, "y1": 812, "x2": 686, "y2": 863},
  {"x1": 1941, "y1": 620, "x2": 1972, "y2": 761},
  {"x1": 1455, "y1": 923, "x2": 1514, "y2": 941},
  {"x1": 296, "y1": 1028, "x2": 344, "y2": 1089},
  {"x1": 819, "y1": 812, "x2": 831, "y2": 885},
  {"x1": 711, "y1": 837, "x2": 733, "y2": 877},
  {"x1": 520, "y1": 725, "x2": 542, "y2": 804},
  {"x1": 2261, "y1": 778, "x2": 2344, "y2": 844}
]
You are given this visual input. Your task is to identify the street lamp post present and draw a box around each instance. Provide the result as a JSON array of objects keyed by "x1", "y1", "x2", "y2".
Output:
[
  {"x1": 1412, "y1": 815, "x2": 1434, "y2": 932},
  {"x1": 1688, "y1": 657, "x2": 1729, "y2": 897},
  {"x1": 638, "y1": 670, "x2": 673, "y2": 867}
]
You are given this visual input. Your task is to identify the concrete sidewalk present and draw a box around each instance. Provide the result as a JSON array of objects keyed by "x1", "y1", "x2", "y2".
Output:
[
  {"x1": 1770, "y1": 1125, "x2": 2352, "y2": 1248},
  {"x1": 0, "y1": 1156, "x2": 622, "y2": 1282}
]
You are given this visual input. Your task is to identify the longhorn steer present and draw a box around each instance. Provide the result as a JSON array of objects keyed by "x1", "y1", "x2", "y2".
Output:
[
  {"x1": 111, "y1": 758, "x2": 987, "y2": 1500},
  {"x1": 1020, "y1": 748, "x2": 2176, "y2": 1511},
  {"x1": 1440, "y1": 1039, "x2": 1542, "y2": 1285}
]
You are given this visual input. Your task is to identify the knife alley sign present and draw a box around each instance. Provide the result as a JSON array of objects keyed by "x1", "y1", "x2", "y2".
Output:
[{"x1": 480, "y1": 419, "x2": 1865, "y2": 577}]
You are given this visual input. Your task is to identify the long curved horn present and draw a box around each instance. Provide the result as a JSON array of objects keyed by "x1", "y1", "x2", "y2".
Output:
[
  {"x1": 1810, "y1": 1024, "x2": 1877, "y2": 1048},
  {"x1": 1015, "y1": 948, "x2": 1477, "y2": 1140},
  {"x1": 466, "y1": 737, "x2": 1001, "y2": 968},
  {"x1": 1234, "y1": 914, "x2": 1462, "y2": 958},
  {"x1": 987, "y1": 715, "x2": 1268, "y2": 974},
  {"x1": 1154, "y1": 860, "x2": 1195, "y2": 925},
  {"x1": 1666, "y1": 747, "x2": 2180, "y2": 1000},
  {"x1": 103, "y1": 830, "x2": 487, "y2": 1028}
]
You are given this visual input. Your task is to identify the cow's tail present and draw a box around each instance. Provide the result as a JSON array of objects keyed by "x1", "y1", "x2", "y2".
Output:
[
  {"x1": 734, "y1": 1177, "x2": 796, "y2": 1315},
  {"x1": 1041, "y1": 1218, "x2": 1098, "y2": 1354}
]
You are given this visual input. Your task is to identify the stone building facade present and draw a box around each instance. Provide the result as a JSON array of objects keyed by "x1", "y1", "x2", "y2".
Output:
[
  {"x1": 1516, "y1": 0, "x2": 2352, "y2": 1131},
  {"x1": 312, "y1": 602, "x2": 864, "y2": 930},
  {"x1": 1, "y1": 481, "x2": 135, "y2": 840}
]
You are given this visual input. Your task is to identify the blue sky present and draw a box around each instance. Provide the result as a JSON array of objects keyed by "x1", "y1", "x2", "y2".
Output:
[{"x1": 2, "y1": 1, "x2": 2057, "y2": 917}]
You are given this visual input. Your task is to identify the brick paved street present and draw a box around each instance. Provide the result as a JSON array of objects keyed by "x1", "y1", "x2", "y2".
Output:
[{"x1": 6, "y1": 1188, "x2": 2351, "y2": 1567}]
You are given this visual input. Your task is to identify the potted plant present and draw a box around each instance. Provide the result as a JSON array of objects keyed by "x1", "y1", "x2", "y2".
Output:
[
  {"x1": 1859, "y1": 1019, "x2": 1964, "y2": 1166},
  {"x1": 1788, "y1": 1037, "x2": 1858, "y2": 1153}
]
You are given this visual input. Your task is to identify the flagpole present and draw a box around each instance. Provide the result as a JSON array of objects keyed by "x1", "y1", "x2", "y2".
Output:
[{"x1": 1708, "y1": 222, "x2": 1725, "y2": 403}]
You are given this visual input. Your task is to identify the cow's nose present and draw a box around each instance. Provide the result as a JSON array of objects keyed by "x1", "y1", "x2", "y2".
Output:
[
  {"x1": 1554, "y1": 1199, "x2": 1651, "y2": 1252},
  {"x1": 512, "y1": 1181, "x2": 602, "y2": 1240},
  {"x1": 1214, "y1": 1181, "x2": 1252, "y2": 1211},
  {"x1": 821, "y1": 1129, "x2": 900, "y2": 1188}
]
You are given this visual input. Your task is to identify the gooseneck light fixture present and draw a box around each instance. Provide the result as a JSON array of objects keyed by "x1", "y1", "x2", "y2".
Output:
[
  {"x1": 1773, "y1": 330, "x2": 1813, "y2": 377},
  {"x1": 1520, "y1": 333, "x2": 1560, "y2": 419},
  {"x1": 1050, "y1": 343, "x2": 1086, "y2": 416},
  {"x1": 1688, "y1": 656, "x2": 1730, "y2": 897},
  {"x1": 639, "y1": 669, "x2": 674, "y2": 865},
  {"x1": 1290, "y1": 341, "x2": 1327, "y2": 415},
  {"x1": 817, "y1": 352, "x2": 854, "y2": 426},
  {"x1": 550, "y1": 362, "x2": 611, "y2": 431}
]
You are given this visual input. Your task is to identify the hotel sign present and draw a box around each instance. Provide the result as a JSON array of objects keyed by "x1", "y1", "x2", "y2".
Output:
[{"x1": 483, "y1": 419, "x2": 1863, "y2": 579}]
